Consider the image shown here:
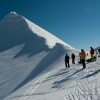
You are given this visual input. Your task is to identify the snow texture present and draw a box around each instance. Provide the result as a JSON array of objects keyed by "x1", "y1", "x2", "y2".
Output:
[{"x1": 1, "y1": 12, "x2": 100, "y2": 100}]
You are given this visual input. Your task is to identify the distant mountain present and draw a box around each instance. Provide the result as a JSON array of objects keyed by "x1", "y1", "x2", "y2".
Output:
[{"x1": 95, "y1": 46, "x2": 100, "y2": 50}]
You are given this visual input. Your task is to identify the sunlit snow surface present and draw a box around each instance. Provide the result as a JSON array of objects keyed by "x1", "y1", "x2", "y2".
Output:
[
  {"x1": 3, "y1": 54, "x2": 100, "y2": 100},
  {"x1": 1, "y1": 12, "x2": 100, "y2": 100}
]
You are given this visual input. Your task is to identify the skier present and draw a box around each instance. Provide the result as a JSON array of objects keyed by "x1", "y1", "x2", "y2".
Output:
[
  {"x1": 65, "y1": 53, "x2": 70, "y2": 68},
  {"x1": 71, "y1": 53, "x2": 75, "y2": 64},
  {"x1": 90, "y1": 47, "x2": 94, "y2": 61},
  {"x1": 80, "y1": 49, "x2": 86, "y2": 69}
]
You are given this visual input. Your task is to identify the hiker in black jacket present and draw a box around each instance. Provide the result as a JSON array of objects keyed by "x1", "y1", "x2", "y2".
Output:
[{"x1": 65, "y1": 53, "x2": 70, "y2": 68}]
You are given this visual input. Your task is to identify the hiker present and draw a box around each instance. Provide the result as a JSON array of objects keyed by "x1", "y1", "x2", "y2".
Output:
[
  {"x1": 90, "y1": 47, "x2": 94, "y2": 61},
  {"x1": 65, "y1": 53, "x2": 70, "y2": 68},
  {"x1": 71, "y1": 53, "x2": 75, "y2": 64},
  {"x1": 80, "y1": 49, "x2": 86, "y2": 69}
]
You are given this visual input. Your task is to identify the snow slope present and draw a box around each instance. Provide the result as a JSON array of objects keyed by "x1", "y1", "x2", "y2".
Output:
[
  {"x1": 0, "y1": 12, "x2": 78, "y2": 100},
  {"x1": 1, "y1": 12, "x2": 100, "y2": 100},
  {"x1": 4, "y1": 56, "x2": 100, "y2": 100}
]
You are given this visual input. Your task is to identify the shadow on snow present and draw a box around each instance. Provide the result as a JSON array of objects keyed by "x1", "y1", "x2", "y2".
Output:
[
  {"x1": 13, "y1": 43, "x2": 66, "y2": 92},
  {"x1": 52, "y1": 68, "x2": 82, "y2": 89}
]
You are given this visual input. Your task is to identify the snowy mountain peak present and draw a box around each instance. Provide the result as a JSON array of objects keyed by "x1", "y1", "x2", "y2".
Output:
[
  {"x1": 9, "y1": 11, "x2": 18, "y2": 16},
  {"x1": 4, "y1": 11, "x2": 19, "y2": 19},
  {"x1": 0, "y1": 12, "x2": 76, "y2": 55},
  {"x1": 0, "y1": 12, "x2": 79, "y2": 100},
  {"x1": 1, "y1": 12, "x2": 24, "y2": 24}
]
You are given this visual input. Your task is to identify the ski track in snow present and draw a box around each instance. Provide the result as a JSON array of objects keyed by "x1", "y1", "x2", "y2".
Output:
[
  {"x1": 5, "y1": 72, "x2": 51, "y2": 100},
  {"x1": 23, "y1": 72, "x2": 50, "y2": 100}
]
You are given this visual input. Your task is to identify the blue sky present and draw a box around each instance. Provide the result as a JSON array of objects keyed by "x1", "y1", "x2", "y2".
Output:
[{"x1": 0, "y1": 0, "x2": 100, "y2": 51}]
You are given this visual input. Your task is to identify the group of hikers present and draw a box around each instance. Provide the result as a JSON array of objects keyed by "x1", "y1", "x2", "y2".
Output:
[{"x1": 65, "y1": 47, "x2": 100, "y2": 69}]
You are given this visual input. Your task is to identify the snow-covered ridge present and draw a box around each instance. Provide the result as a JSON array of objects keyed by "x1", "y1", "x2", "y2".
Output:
[
  {"x1": 2, "y1": 12, "x2": 24, "y2": 22},
  {"x1": 95, "y1": 46, "x2": 100, "y2": 50},
  {"x1": 0, "y1": 12, "x2": 78, "y2": 100},
  {"x1": 2, "y1": 12, "x2": 74, "y2": 49},
  {"x1": 0, "y1": 12, "x2": 75, "y2": 54},
  {"x1": 24, "y1": 18, "x2": 73, "y2": 49},
  {"x1": 6, "y1": 12, "x2": 18, "y2": 17}
]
